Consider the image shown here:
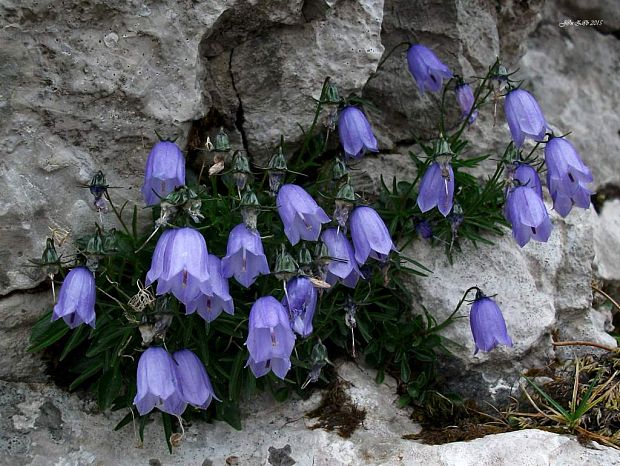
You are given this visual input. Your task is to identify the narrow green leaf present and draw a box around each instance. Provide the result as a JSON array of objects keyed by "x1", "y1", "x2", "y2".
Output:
[
  {"x1": 400, "y1": 359, "x2": 411, "y2": 383},
  {"x1": 523, "y1": 376, "x2": 570, "y2": 419},
  {"x1": 161, "y1": 412, "x2": 173, "y2": 454},
  {"x1": 228, "y1": 350, "x2": 245, "y2": 401},
  {"x1": 138, "y1": 415, "x2": 147, "y2": 444},
  {"x1": 29, "y1": 310, "x2": 69, "y2": 353},
  {"x1": 98, "y1": 365, "x2": 123, "y2": 410},
  {"x1": 59, "y1": 324, "x2": 90, "y2": 361},
  {"x1": 216, "y1": 400, "x2": 242, "y2": 430},
  {"x1": 131, "y1": 205, "x2": 138, "y2": 240},
  {"x1": 114, "y1": 410, "x2": 135, "y2": 431},
  {"x1": 69, "y1": 359, "x2": 104, "y2": 390}
]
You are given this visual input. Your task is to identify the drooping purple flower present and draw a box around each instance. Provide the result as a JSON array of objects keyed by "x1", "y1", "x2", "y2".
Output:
[
  {"x1": 544, "y1": 137, "x2": 593, "y2": 217},
  {"x1": 52, "y1": 266, "x2": 96, "y2": 329},
  {"x1": 321, "y1": 228, "x2": 363, "y2": 288},
  {"x1": 173, "y1": 349, "x2": 220, "y2": 409},
  {"x1": 337, "y1": 106, "x2": 379, "y2": 159},
  {"x1": 133, "y1": 347, "x2": 187, "y2": 416},
  {"x1": 276, "y1": 184, "x2": 331, "y2": 246},
  {"x1": 141, "y1": 141, "x2": 185, "y2": 206},
  {"x1": 349, "y1": 206, "x2": 395, "y2": 265},
  {"x1": 504, "y1": 89, "x2": 547, "y2": 147},
  {"x1": 145, "y1": 228, "x2": 211, "y2": 305},
  {"x1": 245, "y1": 296, "x2": 296, "y2": 380},
  {"x1": 407, "y1": 44, "x2": 453, "y2": 94},
  {"x1": 415, "y1": 219, "x2": 433, "y2": 239},
  {"x1": 513, "y1": 162, "x2": 543, "y2": 198},
  {"x1": 282, "y1": 277, "x2": 317, "y2": 337},
  {"x1": 470, "y1": 293, "x2": 513, "y2": 354},
  {"x1": 417, "y1": 161, "x2": 454, "y2": 217},
  {"x1": 505, "y1": 185, "x2": 553, "y2": 247},
  {"x1": 186, "y1": 255, "x2": 234, "y2": 322},
  {"x1": 455, "y1": 83, "x2": 478, "y2": 124},
  {"x1": 221, "y1": 224, "x2": 270, "y2": 288}
]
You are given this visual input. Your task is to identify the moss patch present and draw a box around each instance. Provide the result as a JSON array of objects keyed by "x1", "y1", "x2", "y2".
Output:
[{"x1": 306, "y1": 379, "x2": 366, "y2": 438}]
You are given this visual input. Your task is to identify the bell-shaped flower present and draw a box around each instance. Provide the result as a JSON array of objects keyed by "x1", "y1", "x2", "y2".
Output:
[
  {"x1": 245, "y1": 296, "x2": 296, "y2": 380},
  {"x1": 504, "y1": 89, "x2": 547, "y2": 147},
  {"x1": 544, "y1": 137, "x2": 593, "y2": 217},
  {"x1": 349, "y1": 206, "x2": 395, "y2": 265},
  {"x1": 455, "y1": 83, "x2": 478, "y2": 124},
  {"x1": 407, "y1": 44, "x2": 453, "y2": 94},
  {"x1": 222, "y1": 224, "x2": 270, "y2": 288},
  {"x1": 416, "y1": 161, "x2": 454, "y2": 217},
  {"x1": 186, "y1": 255, "x2": 234, "y2": 322},
  {"x1": 337, "y1": 106, "x2": 379, "y2": 159},
  {"x1": 505, "y1": 185, "x2": 552, "y2": 247},
  {"x1": 321, "y1": 228, "x2": 363, "y2": 288},
  {"x1": 133, "y1": 347, "x2": 187, "y2": 416},
  {"x1": 141, "y1": 141, "x2": 185, "y2": 206},
  {"x1": 470, "y1": 293, "x2": 513, "y2": 354},
  {"x1": 513, "y1": 162, "x2": 543, "y2": 198},
  {"x1": 277, "y1": 184, "x2": 331, "y2": 246},
  {"x1": 173, "y1": 349, "x2": 220, "y2": 409},
  {"x1": 282, "y1": 277, "x2": 317, "y2": 337},
  {"x1": 145, "y1": 228, "x2": 211, "y2": 305},
  {"x1": 52, "y1": 266, "x2": 96, "y2": 329}
]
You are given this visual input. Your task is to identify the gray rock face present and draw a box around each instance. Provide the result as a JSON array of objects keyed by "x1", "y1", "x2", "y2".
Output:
[
  {"x1": 1, "y1": 363, "x2": 619, "y2": 465},
  {"x1": 0, "y1": 291, "x2": 51, "y2": 382},
  {"x1": 594, "y1": 199, "x2": 620, "y2": 293}
]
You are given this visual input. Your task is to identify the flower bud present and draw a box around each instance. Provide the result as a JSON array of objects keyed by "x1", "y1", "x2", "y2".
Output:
[{"x1": 213, "y1": 128, "x2": 231, "y2": 152}]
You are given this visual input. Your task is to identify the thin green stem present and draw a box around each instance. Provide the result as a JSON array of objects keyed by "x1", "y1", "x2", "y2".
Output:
[
  {"x1": 104, "y1": 191, "x2": 131, "y2": 236},
  {"x1": 364, "y1": 41, "x2": 411, "y2": 89},
  {"x1": 298, "y1": 77, "x2": 331, "y2": 160},
  {"x1": 450, "y1": 58, "x2": 500, "y2": 142},
  {"x1": 433, "y1": 286, "x2": 480, "y2": 333}
]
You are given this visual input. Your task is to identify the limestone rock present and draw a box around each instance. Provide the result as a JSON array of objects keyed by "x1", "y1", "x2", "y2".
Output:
[
  {"x1": 594, "y1": 199, "x2": 620, "y2": 286},
  {"x1": 1, "y1": 363, "x2": 619, "y2": 465},
  {"x1": 0, "y1": 291, "x2": 52, "y2": 382}
]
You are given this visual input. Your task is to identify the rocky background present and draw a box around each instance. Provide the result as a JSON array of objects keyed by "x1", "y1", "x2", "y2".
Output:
[{"x1": 1, "y1": 0, "x2": 619, "y2": 463}]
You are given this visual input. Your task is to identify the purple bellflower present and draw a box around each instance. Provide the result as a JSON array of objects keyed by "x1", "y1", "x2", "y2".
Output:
[
  {"x1": 145, "y1": 228, "x2": 211, "y2": 306},
  {"x1": 417, "y1": 161, "x2": 454, "y2": 217},
  {"x1": 455, "y1": 83, "x2": 478, "y2": 124},
  {"x1": 415, "y1": 219, "x2": 433, "y2": 239},
  {"x1": 52, "y1": 266, "x2": 96, "y2": 329},
  {"x1": 337, "y1": 106, "x2": 379, "y2": 159},
  {"x1": 321, "y1": 228, "x2": 363, "y2": 288},
  {"x1": 173, "y1": 349, "x2": 220, "y2": 409},
  {"x1": 505, "y1": 185, "x2": 552, "y2": 247},
  {"x1": 470, "y1": 292, "x2": 513, "y2": 354},
  {"x1": 282, "y1": 276, "x2": 318, "y2": 337},
  {"x1": 186, "y1": 255, "x2": 234, "y2": 322},
  {"x1": 245, "y1": 296, "x2": 296, "y2": 380},
  {"x1": 349, "y1": 206, "x2": 395, "y2": 265},
  {"x1": 513, "y1": 162, "x2": 543, "y2": 198},
  {"x1": 276, "y1": 184, "x2": 331, "y2": 246},
  {"x1": 407, "y1": 44, "x2": 453, "y2": 94},
  {"x1": 544, "y1": 137, "x2": 593, "y2": 217},
  {"x1": 504, "y1": 89, "x2": 547, "y2": 147},
  {"x1": 133, "y1": 347, "x2": 187, "y2": 416},
  {"x1": 141, "y1": 141, "x2": 185, "y2": 206},
  {"x1": 222, "y1": 224, "x2": 270, "y2": 288}
]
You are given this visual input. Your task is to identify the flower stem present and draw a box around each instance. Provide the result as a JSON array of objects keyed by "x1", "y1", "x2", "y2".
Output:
[{"x1": 433, "y1": 285, "x2": 480, "y2": 333}]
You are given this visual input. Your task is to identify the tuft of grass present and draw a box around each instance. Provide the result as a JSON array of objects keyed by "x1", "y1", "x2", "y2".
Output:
[{"x1": 512, "y1": 351, "x2": 620, "y2": 449}]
